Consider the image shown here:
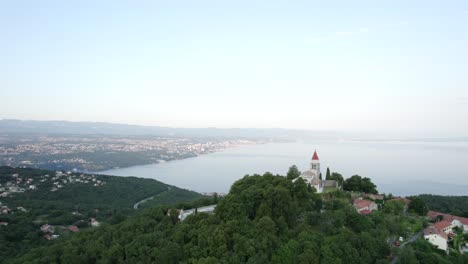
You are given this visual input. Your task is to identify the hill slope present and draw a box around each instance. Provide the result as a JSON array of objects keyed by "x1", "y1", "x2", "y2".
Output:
[{"x1": 0, "y1": 167, "x2": 201, "y2": 261}]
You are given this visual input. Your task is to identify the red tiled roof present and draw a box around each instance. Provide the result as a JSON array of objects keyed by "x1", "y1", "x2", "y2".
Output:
[
  {"x1": 312, "y1": 150, "x2": 319, "y2": 160},
  {"x1": 424, "y1": 226, "x2": 448, "y2": 240},
  {"x1": 68, "y1": 226, "x2": 79, "y2": 232},
  {"x1": 360, "y1": 209, "x2": 372, "y2": 215},
  {"x1": 427, "y1": 211, "x2": 468, "y2": 225},
  {"x1": 353, "y1": 199, "x2": 374, "y2": 209},
  {"x1": 433, "y1": 220, "x2": 452, "y2": 230}
]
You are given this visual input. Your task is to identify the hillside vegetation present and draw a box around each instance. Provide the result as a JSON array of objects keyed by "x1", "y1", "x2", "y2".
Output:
[
  {"x1": 0, "y1": 167, "x2": 200, "y2": 262},
  {"x1": 414, "y1": 194, "x2": 468, "y2": 217},
  {"x1": 10, "y1": 172, "x2": 423, "y2": 264}
]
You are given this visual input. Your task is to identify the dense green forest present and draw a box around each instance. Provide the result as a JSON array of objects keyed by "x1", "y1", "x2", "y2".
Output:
[
  {"x1": 0, "y1": 167, "x2": 200, "y2": 262},
  {"x1": 3, "y1": 167, "x2": 468, "y2": 263},
  {"x1": 10, "y1": 172, "x2": 467, "y2": 264},
  {"x1": 414, "y1": 194, "x2": 468, "y2": 217}
]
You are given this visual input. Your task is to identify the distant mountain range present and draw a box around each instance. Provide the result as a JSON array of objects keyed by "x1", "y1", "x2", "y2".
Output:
[
  {"x1": 2, "y1": 119, "x2": 466, "y2": 142},
  {"x1": 0, "y1": 119, "x2": 304, "y2": 138}
]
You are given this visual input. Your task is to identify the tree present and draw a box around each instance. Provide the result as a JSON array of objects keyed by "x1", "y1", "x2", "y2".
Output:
[
  {"x1": 343, "y1": 175, "x2": 363, "y2": 192},
  {"x1": 319, "y1": 173, "x2": 322, "y2": 180},
  {"x1": 343, "y1": 175, "x2": 377, "y2": 194},
  {"x1": 330, "y1": 172, "x2": 344, "y2": 186},
  {"x1": 383, "y1": 200, "x2": 405, "y2": 215},
  {"x1": 326, "y1": 167, "x2": 331, "y2": 180},
  {"x1": 286, "y1": 165, "x2": 301, "y2": 180},
  {"x1": 409, "y1": 197, "x2": 428, "y2": 216},
  {"x1": 361, "y1": 177, "x2": 378, "y2": 194}
]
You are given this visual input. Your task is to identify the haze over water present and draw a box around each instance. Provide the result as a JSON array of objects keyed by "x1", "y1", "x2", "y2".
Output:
[{"x1": 101, "y1": 140, "x2": 468, "y2": 196}]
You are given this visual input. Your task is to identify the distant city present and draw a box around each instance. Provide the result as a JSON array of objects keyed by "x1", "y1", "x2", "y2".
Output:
[{"x1": 0, "y1": 134, "x2": 268, "y2": 172}]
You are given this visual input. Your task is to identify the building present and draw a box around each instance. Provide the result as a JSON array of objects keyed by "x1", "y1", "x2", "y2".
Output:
[
  {"x1": 40, "y1": 224, "x2": 54, "y2": 234},
  {"x1": 292, "y1": 150, "x2": 339, "y2": 193},
  {"x1": 424, "y1": 226, "x2": 448, "y2": 251},
  {"x1": 433, "y1": 221, "x2": 453, "y2": 234},
  {"x1": 353, "y1": 199, "x2": 378, "y2": 214},
  {"x1": 427, "y1": 211, "x2": 468, "y2": 234},
  {"x1": 68, "y1": 225, "x2": 79, "y2": 232}
]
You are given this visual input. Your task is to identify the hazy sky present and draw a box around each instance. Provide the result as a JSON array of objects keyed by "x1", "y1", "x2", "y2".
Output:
[{"x1": 1, "y1": 0, "x2": 467, "y2": 136}]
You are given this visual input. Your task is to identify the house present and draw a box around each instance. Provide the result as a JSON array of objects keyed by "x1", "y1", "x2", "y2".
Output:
[
  {"x1": 44, "y1": 234, "x2": 59, "y2": 240},
  {"x1": 17, "y1": 206, "x2": 28, "y2": 212},
  {"x1": 68, "y1": 225, "x2": 79, "y2": 232},
  {"x1": 0, "y1": 206, "x2": 11, "y2": 214},
  {"x1": 90, "y1": 218, "x2": 100, "y2": 227},
  {"x1": 0, "y1": 221, "x2": 8, "y2": 226},
  {"x1": 424, "y1": 226, "x2": 448, "y2": 251},
  {"x1": 353, "y1": 199, "x2": 378, "y2": 214},
  {"x1": 433, "y1": 220, "x2": 453, "y2": 234},
  {"x1": 40, "y1": 224, "x2": 54, "y2": 233},
  {"x1": 427, "y1": 211, "x2": 468, "y2": 234}
]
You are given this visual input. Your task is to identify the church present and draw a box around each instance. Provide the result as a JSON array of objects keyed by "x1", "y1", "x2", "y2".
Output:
[{"x1": 293, "y1": 150, "x2": 340, "y2": 193}]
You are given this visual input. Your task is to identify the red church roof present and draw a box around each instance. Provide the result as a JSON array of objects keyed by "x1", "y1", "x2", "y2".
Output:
[{"x1": 312, "y1": 150, "x2": 319, "y2": 160}]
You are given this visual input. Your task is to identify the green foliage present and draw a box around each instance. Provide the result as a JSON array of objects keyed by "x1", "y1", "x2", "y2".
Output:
[
  {"x1": 6, "y1": 169, "x2": 464, "y2": 264},
  {"x1": 399, "y1": 239, "x2": 468, "y2": 264},
  {"x1": 330, "y1": 172, "x2": 344, "y2": 186},
  {"x1": 413, "y1": 194, "x2": 468, "y2": 217},
  {"x1": 9, "y1": 172, "x2": 400, "y2": 264},
  {"x1": 326, "y1": 167, "x2": 331, "y2": 180},
  {"x1": 408, "y1": 197, "x2": 429, "y2": 216},
  {"x1": 286, "y1": 165, "x2": 301, "y2": 180},
  {"x1": 0, "y1": 167, "x2": 200, "y2": 262},
  {"x1": 383, "y1": 200, "x2": 405, "y2": 216},
  {"x1": 343, "y1": 175, "x2": 378, "y2": 194}
]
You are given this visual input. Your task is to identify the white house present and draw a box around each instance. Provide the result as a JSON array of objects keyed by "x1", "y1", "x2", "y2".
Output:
[
  {"x1": 424, "y1": 226, "x2": 448, "y2": 251},
  {"x1": 427, "y1": 211, "x2": 468, "y2": 234},
  {"x1": 433, "y1": 220, "x2": 453, "y2": 234}
]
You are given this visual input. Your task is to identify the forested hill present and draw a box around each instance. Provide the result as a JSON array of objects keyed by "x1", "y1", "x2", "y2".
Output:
[
  {"x1": 0, "y1": 167, "x2": 201, "y2": 262},
  {"x1": 12, "y1": 172, "x2": 466, "y2": 264},
  {"x1": 414, "y1": 194, "x2": 468, "y2": 217},
  {"x1": 4, "y1": 169, "x2": 468, "y2": 263}
]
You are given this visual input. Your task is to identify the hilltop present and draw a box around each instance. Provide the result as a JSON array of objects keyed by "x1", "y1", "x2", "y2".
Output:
[
  {"x1": 2, "y1": 167, "x2": 468, "y2": 263},
  {"x1": 0, "y1": 167, "x2": 201, "y2": 262},
  {"x1": 8, "y1": 171, "x2": 468, "y2": 264}
]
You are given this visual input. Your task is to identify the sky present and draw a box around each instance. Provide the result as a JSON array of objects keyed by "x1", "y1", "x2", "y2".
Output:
[{"x1": 1, "y1": 0, "x2": 468, "y2": 137}]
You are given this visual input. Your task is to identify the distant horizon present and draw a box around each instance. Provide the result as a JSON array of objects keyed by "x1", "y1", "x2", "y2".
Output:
[{"x1": 1, "y1": 118, "x2": 468, "y2": 139}]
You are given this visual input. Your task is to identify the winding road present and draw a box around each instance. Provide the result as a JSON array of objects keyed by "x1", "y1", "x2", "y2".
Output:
[{"x1": 389, "y1": 231, "x2": 423, "y2": 264}]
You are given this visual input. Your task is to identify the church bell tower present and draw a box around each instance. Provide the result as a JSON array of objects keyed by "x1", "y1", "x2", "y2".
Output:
[{"x1": 310, "y1": 150, "x2": 320, "y2": 177}]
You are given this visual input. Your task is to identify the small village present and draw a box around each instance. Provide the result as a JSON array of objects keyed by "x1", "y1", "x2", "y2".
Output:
[
  {"x1": 0, "y1": 170, "x2": 104, "y2": 238},
  {"x1": 0, "y1": 170, "x2": 106, "y2": 198}
]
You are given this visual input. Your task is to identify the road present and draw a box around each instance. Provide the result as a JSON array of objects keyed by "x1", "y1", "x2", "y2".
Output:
[
  {"x1": 179, "y1": 204, "x2": 217, "y2": 221},
  {"x1": 389, "y1": 231, "x2": 423, "y2": 264},
  {"x1": 133, "y1": 187, "x2": 172, "y2": 209},
  {"x1": 133, "y1": 196, "x2": 155, "y2": 209}
]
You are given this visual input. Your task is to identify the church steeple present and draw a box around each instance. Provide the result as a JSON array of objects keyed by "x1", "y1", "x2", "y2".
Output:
[
  {"x1": 311, "y1": 150, "x2": 319, "y2": 161},
  {"x1": 310, "y1": 150, "x2": 320, "y2": 173}
]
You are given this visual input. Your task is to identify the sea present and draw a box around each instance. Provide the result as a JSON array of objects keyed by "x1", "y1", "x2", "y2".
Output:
[{"x1": 100, "y1": 140, "x2": 468, "y2": 196}]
